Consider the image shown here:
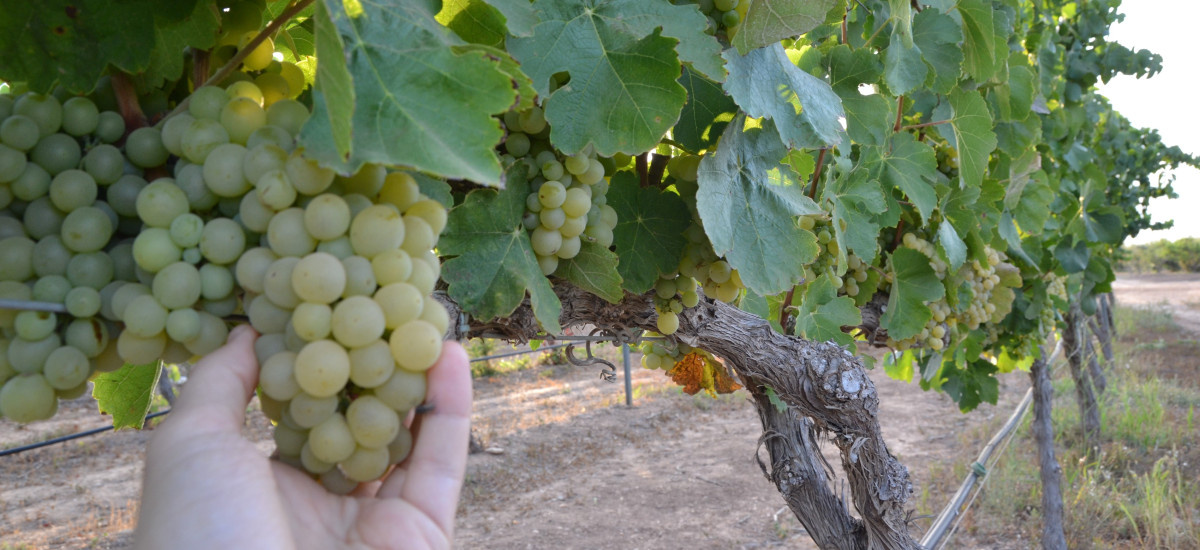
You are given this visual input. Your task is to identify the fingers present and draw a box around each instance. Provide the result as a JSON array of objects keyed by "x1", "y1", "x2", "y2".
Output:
[
  {"x1": 166, "y1": 324, "x2": 261, "y2": 434},
  {"x1": 378, "y1": 341, "x2": 472, "y2": 533}
]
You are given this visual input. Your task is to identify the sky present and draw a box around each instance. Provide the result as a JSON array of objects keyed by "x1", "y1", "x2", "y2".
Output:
[{"x1": 1096, "y1": 0, "x2": 1200, "y2": 245}]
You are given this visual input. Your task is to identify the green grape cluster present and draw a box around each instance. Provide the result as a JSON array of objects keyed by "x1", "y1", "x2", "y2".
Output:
[
  {"x1": 675, "y1": 0, "x2": 744, "y2": 35},
  {"x1": 887, "y1": 233, "x2": 1007, "y2": 351},
  {"x1": 637, "y1": 334, "x2": 689, "y2": 370},
  {"x1": 1040, "y1": 272, "x2": 1068, "y2": 331},
  {"x1": 501, "y1": 106, "x2": 617, "y2": 275},
  {"x1": 798, "y1": 214, "x2": 869, "y2": 297},
  {"x1": 206, "y1": 0, "x2": 308, "y2": 106},
  {"x1": 677, "y1": 222, "x2": 743, "y2": 302},
  {"x1": 650, "y1": 274, "x2": 698, "y2": 335},
  {"x1": 0, "y1": 80, "x2": 447, "y2": 492}
]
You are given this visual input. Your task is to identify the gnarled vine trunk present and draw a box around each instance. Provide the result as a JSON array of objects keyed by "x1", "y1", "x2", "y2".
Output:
[
  {"x1": 441, "y1": 285, "x2": 920, "y2": 550},
  {"x1": 1029, "y1": 354, "x2": 1068, "y2": 550},
  {"x1": 1062, "y1": 308, "x2": 1102, "y2": 449}
]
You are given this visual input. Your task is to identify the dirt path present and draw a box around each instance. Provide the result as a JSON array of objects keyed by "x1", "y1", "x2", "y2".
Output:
[{"x1": 1111, "y1": 272, "x2": 1200, "y2": 332}]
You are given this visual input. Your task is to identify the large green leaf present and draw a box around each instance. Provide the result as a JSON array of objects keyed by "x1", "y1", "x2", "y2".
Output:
[
  {"x1": 821, "y1": 165, "x2": 887, "y2": 269},
  {"x1": 911, "y1": 8, "x2": 962, "y2": 94},
  {"x1": 675, "y1": 66, "x2": 738, "y2": 153},
  {"x1": 308, "y1": 0, "x2": 354, "y2": 160},
  {"x1": 437, "y1": 0, "x2": 508, "y2": 47},
  {"x1": 723, "y1": 43, "x2": 846, "y2": 150},
  {"x1": 793, "y1": 275, "x2": 861, "y2": 348},
  {"x1": 957, "y1": 0, "x2": 998, "y2": 82},
  {"x1": 883, "y1": 32, "x2": 927, "y2": 96},
  {"x1": 947, "y1": 88, "x2": 997, "y2": 188},
  {"x1": 881, "y1": 247, "x2": 944, "y2": 341},
  {"x1": 506, "y1": 0, "x2": 725, "y2": 155},
  {"x1": 0, "y1": 0, "x2": 202, "y2": 93},
  {"x1": 92, "y1": 362, "x2": 162, "y2": 430},
  {"x1": 827, "y1": 45, "x2": 892, "y2": 147},
  {"x1": 697, "y1": 118, "x2": 821, "y2": 295},
  {"x1": 731, "y1": 0, "x2": 839, "y2": 54},
  {"x1": 872, "y1": 133, "x2": 938, "y2": 222},
  {"x1": 479, "y1": 0, "x2": 537, "y2": 36},
  {"x1": 440, "y1": 166, "x2": 562, "y2": 332},
  {"x1": 556, "y1": 241, "x2": 624, "y2": 304},
  {"x1": 139, "y1": 0, "x2": 221, "y2": 88},
  {"x1": 941, "y1": 358, "x2": 1000, "y2": 412},
  {"x1": 608, "y1": 172, "x2": 691, "y2": 294},
  {"x1": 299, "y1": 0, "x2": 515, "y2": 185}
]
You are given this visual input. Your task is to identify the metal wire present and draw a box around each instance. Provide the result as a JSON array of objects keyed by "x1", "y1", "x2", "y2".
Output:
[
  {"x1": 0, "y1": 409, "x2": 172, "y2": 458},
  {"x1": 0, "y1": 298, "x2": 69, "y2": 314}
]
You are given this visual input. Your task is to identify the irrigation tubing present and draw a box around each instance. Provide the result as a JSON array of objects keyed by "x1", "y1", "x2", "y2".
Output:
[
  {"x1": 920, "y1": 338, "x2": 1065, "y2": 550},
  {"x1": 0, "y1": 410, "x2": 172, "y2": 458},
  {"x1": 0, "y1": 344, "x2": 573, "y2": 458}
]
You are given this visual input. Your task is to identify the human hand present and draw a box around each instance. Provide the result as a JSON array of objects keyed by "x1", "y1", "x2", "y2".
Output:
[{"x1": 133, "y1": 324, "x2": 472, "y2": 550}]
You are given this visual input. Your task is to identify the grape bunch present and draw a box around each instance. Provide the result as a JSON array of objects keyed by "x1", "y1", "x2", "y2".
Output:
[
  {"x1": 209, "y1": 0, "x2": 309, "y2": 104},
  {"x1": 637, "y1": 334, "x2": 689, "y2": 370},
  {"x1": 675, "y1": 0, "x2": 744, "y2": 35},
  {"x1": 798, "y1": 214, "x2": 870, "y2": 297},
  {"x1": 886, "y1": 233, "x2": 1010, "y2": 351},
  {"x1": 0, "y1": 78, "x2": 448, "y2": 492},
  {"x1": 1039, "y1": 272, "x2": 1068, "y2": 332},
  {"x1": 501, "y1": 106, "x2": 618, "y2": 275}
]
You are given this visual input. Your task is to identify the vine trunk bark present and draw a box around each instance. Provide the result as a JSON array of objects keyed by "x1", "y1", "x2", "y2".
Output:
[
  {"x1": 441, "y1": 286, "x2": 920, "y2": 549},
  {"x1": 1029, "y1": 353, "x2": 1068, "y2": 550},
  {"x1": 1062, "y1": 308, "x2": 1102, "y2": 450}
]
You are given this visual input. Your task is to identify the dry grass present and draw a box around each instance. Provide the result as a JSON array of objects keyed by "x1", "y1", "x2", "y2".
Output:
[{"x1": 939, "y1": 304, "x2": 1200, "y2": 549}]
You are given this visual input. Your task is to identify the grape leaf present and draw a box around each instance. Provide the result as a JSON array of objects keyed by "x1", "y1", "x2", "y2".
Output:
[
  {"x1": 138, "y1": 0, "x2": 221, "y2": 88},
  {"x1": 723, "y1": 43, "x2": 846, "y2": 150},
  {"x1": 92, "y1": 362, "x2": 162, "y2": 430},
  {"x1": 306, "y1": 0, "x2": 355, "y2": 162},
  {"x1": 697, "y1": 117, "x2": 821, "y2": 295},
  {"x1": 453, "y1": 43, "x2": 536, "y2": 112},
  {"x1": 883, "y1": 350, "x2": 917, "y2": 383},
  {"x1": 731, "y1": 0, "x2": 839, "y2": 55},
  {"x1": 957, "y1": 0, "x2": 998, "y2": 82},
  {"x1": 440, "y1": 165, "x2": 562, "y2": 333},
  {"x1": 299, "y1": 0, "x2": 515, "y2": 185},
  {"x1": 556, "y1": 241, "x2": 624, "y2": 304},
  {"x1": 412, "y1": 172, "x2": 454, "y2": 207},
  {"x1": 936, "y1": 221, "x2": 967, "y2": 271},
  {"x1": 479, "y1": 0, "x2": 538, "y2": 36},
  {"x1": 821, "y1": 165, "x2": 886, "y2": 270},
  {"x1": 911, "y1": 7, "x2": 962, "y2": 94},
  {"x1": 0, "y1": 0, "x2": 200, "y2": 93},
  {"x1": 507, "y1": 0, "x2": 725, "y2": 155},
  {"x1": 827, "y1": 45, "x2": 891, "y2": 146},
  {"x1": 667, "y1": 352, "x2": 742, "y2": 396},
  {"x1": 881, "y1": 248, "x2": 944, "y2": 341},
  {"x1": 941, "y1": 358, "x2": 999, "y2": 412},
  {"x1": 608, "y1": 172, "x2": 691, "y2": 294},
  {"x1": 883, "y1": 32, "x2": 927, "y2": 96},
  {"x1": 1010, "y1": 169, "x2": 1052, "y2": 234},
  {"x1": 437, "y1": 0, "x2": 507, "y2": 47},
  {"x1": 675, "y1": 66, "x2": 737, "y2": 154},
  {"x1": 872, "y1": 133, "x2": 938, "y2": 222},
  {"x1": 947, "y1": 88, "x2": 997, "y2": 188},
  {"x1": 793, "y1": 275, "x2": 861, "y2": 348}
]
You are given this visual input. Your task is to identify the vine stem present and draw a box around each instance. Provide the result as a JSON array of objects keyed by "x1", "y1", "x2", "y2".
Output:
[
  {"x1": 901, "y1": 119, "x2": 950, "y2": 131},
  {"x1": 841, "y1": 6, "x2": 849, "y2": 44},
  {"x1": 808, "y1": 148, "x2": 827, "y2": 199},
  {"x1": 110, "y1": 73, "x2": 148, "y2": 133},
  {"x1": 893, "y1": 95, "x2": 905, "y2": 132},
  {"x1": 779, "y1": 286, "x2": 796, "y2": 330},
  {"x1": 636, "y1": 153, "x2": 649, "y2": 187},
  {"x1": 155, "y1": 0, "x2": 315, "y2": 129}
]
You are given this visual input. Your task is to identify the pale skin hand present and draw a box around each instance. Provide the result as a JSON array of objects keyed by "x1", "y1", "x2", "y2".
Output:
[{"x1": 133, "y1": 325, "x2": 472, "y2": 550}]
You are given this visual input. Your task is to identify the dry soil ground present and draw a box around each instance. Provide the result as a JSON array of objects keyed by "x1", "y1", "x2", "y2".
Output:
[{"x1": 0, "y1": 274, "x2": 1195, "y2": 549}]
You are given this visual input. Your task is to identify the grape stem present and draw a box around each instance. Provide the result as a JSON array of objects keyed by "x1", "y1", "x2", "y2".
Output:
[
  {"x1": 191, "y1": 48, "x2": 211, "y2": 89},
  {"x1": 893, "y1": 95, "x2": 905, "y2": 133},
  {"x1": 154, "y1": 0, "x2": 316, "y2": 129},
  {"x1": 807, "y1": 148, "x2": 827, "y2": 199},
  {"x1": 901, "y1": 119, "x2": 951, "y2": 131},
  {"x1": 110, "y1": 72, "x2": 148, "y2": 133},
  {"x1": 636, "y1": 152, "x2": 649, "y2": 187},
  {"x1": 779, "y1": 286, "x2": 796, "y2": 329},
  {"x1": 648, "y1": 153, "x2": 669, "y2": 187}
]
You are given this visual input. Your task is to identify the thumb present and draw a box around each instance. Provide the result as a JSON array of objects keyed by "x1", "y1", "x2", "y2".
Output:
[{"x1": 167, "y1": 324, "x2": 261, "y2": 434}]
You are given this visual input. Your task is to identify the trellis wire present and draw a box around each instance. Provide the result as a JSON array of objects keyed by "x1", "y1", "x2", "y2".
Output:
[
  {"x1": 0, "y1": 410, "x2": 171, "y2": 458},
  {"x1": 920, "y1": 338, "x2": 1065, "y2": 550}
]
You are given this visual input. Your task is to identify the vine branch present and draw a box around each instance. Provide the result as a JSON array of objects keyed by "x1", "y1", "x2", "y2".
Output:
[{"x1": 808, "y1": 148, "x2": 828, "y2": 199}]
